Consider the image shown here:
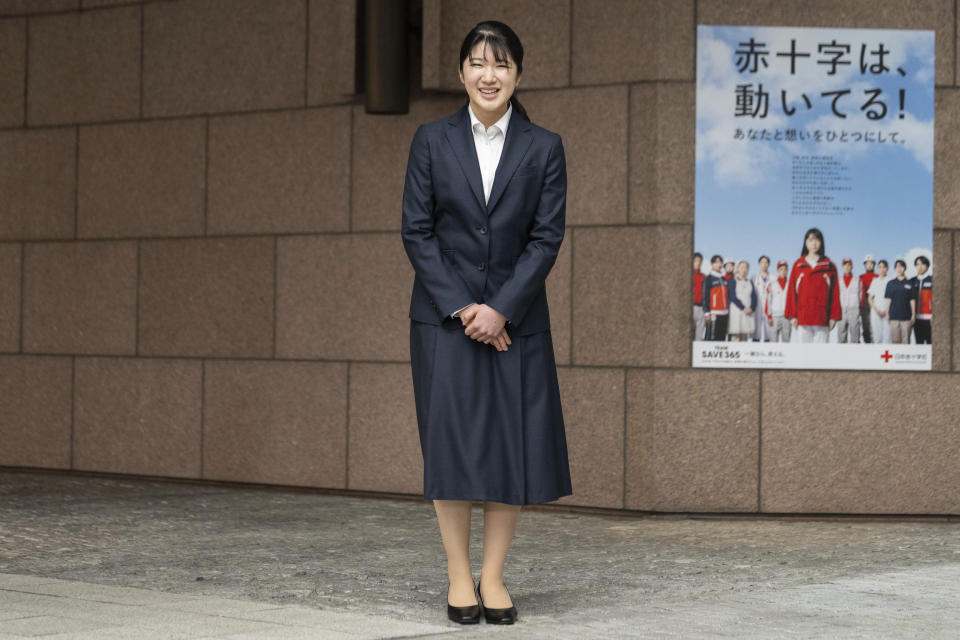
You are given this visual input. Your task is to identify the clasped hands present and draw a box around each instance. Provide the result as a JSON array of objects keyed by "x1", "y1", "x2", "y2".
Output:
[{"x1": 458, "y1": 303, "x2": 512, "y2": 352}]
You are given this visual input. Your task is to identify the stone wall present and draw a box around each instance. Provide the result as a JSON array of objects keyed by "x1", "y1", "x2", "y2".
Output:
[{"x1": 1, "y1": 0, "x2": 958, "y2": 514}]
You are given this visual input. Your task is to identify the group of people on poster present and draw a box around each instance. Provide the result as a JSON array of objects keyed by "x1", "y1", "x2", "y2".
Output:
[{"x1": 693, "y1": 227, "x2": 933, "y2": 345}]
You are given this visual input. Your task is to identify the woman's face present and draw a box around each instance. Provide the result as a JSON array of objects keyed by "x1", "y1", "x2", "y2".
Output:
[
  {"x1": 459, "y1": 42, "x2": 519, "y2": 123},
  {"x1": 878, "y1": 262, "x2": 888, "y2": 276},
  {"x1": 805, "y1": 234, "x2": 821, "y2": 255},
  {"x1": 736, "y1": 262, "x2": 749, "y2": 278}
]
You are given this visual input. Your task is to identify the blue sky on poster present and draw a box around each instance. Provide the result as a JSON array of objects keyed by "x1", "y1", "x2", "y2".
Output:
[{"x1": 695, "y1": 25, "x2": 935, "y2": 278}]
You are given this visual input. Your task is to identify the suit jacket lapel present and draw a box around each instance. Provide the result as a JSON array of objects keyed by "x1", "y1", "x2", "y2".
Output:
[
  {"x1": 444, "y1": 106, "x2": 486, "y2": 212},
  {"x1": 486, "y1": 110, "x2": 533, "y2": 215}
]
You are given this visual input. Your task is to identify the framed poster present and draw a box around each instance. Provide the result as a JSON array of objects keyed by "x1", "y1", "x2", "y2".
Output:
[{"x1": 693, "y1": 25, "x2": 935, "y2": 370}]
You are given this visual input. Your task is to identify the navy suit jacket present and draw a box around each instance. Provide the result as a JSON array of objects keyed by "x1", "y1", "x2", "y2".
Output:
[{"x1": 401, "y1": 105, "x2": 566, "y2": 336}]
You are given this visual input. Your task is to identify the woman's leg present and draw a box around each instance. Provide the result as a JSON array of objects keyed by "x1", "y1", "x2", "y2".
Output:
[
  {"x1": 479, "y1": 501, "x2": 521, "y2": 608},
  {"x1": 432, "y1": 499, "x2": 476, "y2": 606}
]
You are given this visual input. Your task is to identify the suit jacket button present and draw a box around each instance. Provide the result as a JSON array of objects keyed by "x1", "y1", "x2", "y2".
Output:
[
  {"x1": 477, "y1": 262, "x2": 486, "y2": 271},
  {"x1": 479, "y1": 226, "x2": 487, "y2": 234}
]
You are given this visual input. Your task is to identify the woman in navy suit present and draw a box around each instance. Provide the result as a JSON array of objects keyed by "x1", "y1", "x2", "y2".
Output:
[{"x1": 401, "y1": 20, "x2": 572, "y2": 625}]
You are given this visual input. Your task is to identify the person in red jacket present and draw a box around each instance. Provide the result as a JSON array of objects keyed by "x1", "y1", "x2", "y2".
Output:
[
  {"x1": 692, "y1": 252, "x2": 706, "y2": 340},
  {"x1": 784, "y1": 227, "x2": 842, "y2": 343}
]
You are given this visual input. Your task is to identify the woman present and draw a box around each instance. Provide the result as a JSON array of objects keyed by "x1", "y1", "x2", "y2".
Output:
[
  {"x1": 400, "y1": 20, "x2": 572, "y2": 625},
  {"x1": 784, "y1": 227, "x2": 842, "y2": 343},
  {"x1": 867, "y1": 259, "x2": 892, "y2": 344},
  {"x1": 727, "y1": 260, "x2": 757, "y2": 341},
  {"x1": 751, "y1": 255, "x2": 771, "y2": 341}
]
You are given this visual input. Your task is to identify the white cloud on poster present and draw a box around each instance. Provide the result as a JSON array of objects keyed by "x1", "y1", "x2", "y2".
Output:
[{"x1": 900, "y1": 247, "x2": 934, "y2": 279}]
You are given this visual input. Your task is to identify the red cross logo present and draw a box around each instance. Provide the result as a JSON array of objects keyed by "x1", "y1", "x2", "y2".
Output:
[{"x1": 880, "y1": 350, "x2": 893, "y2": 363}]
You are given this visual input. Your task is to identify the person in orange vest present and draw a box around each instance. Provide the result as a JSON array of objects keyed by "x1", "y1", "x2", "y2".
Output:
[
  {"x1": 702, "y1": 254, "x2": 729, "y2": 341},
  {"x1": 911, "y1": 255, "x2": 932, "y2": 344}
]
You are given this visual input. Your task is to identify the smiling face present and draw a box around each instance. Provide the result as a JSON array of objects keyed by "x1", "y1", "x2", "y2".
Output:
[
  {"x1": 459, "y1": 41, "x2": 519, "y2": 127},
  {"x1": 878, "y1": 262, "x2": 888, "y2": 277},
  {"x1": 736, "y1": 261, "x2": 749, "y2": 279},
  {"x1": 915, "y1": 259, "x2": 928, "y2": 276}
]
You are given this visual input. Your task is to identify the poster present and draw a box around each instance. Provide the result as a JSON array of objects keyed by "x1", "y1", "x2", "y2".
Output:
[{"x1": 693, "y1": 25, "x2": 935, "y2": 370}]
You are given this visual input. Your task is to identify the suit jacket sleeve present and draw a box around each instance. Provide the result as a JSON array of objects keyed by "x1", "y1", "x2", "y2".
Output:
[
  {"x1": 400, "y1": 125, "x2": 476, "y2": 319},
  {"x1": 485, "y1": 134, "x2": 567, "y2": 327}
]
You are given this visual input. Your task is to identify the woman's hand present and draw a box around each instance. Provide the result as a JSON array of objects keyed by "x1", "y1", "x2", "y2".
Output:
[
  {"x1": 483, "y1": 327, "x2": 512, "y2": 351},
  {"x1": 767, "y1": 317, "x2": 773, "y2": 326},
  {"x1": 828, "y1": 319, "x2": 836, "y2": 330},
  {"x1": 744, "y1": 308, "x2": 753, "y2": 316},
  {"x1": 461, "y1": 303, "x2": 507, "y2": 343},
  {"x1": 791, "y1": 318, "x2": 798, "y2": 329}
]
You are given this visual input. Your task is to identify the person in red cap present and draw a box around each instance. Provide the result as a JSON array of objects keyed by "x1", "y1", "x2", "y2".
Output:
[
  {"x1": 858, "y1": 254, "x2": 878, "y2": 343},
  {"x1": 784, "y1": 227, "x2": 842, "y2": 343},
  {"x1": 766, "y1": 259, "x2": 791, "y2": 342},
  {"x1": 836, "y1": 257, "x2": 862, "y2": 343}
]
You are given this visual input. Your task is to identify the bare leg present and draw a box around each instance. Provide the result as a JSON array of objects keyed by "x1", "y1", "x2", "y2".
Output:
[
  {"x1": 479, "y1": 501, "x2": 521, "y2": 608},
  {"x1": 432, "y1": 499, "x2": 477, "y2": 606}
]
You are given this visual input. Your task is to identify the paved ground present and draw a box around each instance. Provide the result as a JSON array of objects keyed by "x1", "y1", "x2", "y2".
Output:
[{"x1": 1, "y1": 469, "x2": 959, "y2": 639}]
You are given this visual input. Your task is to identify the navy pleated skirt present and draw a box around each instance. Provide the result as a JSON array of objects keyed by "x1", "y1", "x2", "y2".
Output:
[{"x1": 409, "y1": 316, "x2": 573, "y2": 505}]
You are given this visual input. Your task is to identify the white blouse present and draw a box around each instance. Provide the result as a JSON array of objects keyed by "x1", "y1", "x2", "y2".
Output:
[{"x1": 450, "y1": 103, "x2": 514, "y2": 320}]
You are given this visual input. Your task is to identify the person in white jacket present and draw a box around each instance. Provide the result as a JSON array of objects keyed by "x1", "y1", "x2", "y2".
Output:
[
  {"x1": 751, "y1": 255, "x2": 772, "y2": 342},
  {"x1": 766, "y1": 260, "x2": 791, "y2": 342},
  {"x1": 835, "y1": 258, "x2": 862, "y2": 343},
  {"x1": 867, "y1": 259, "x2": 892, "y2": 344}
]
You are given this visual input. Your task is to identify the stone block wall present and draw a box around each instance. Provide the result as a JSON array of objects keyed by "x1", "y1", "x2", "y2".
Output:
[{"x1": 1, "y1": 0, "x2": 958, "y2": 514}]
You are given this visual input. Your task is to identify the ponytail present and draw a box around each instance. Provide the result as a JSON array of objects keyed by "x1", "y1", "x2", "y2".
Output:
[{"x1": 510, "y1": 95, "x2": 529, "y2": 121}]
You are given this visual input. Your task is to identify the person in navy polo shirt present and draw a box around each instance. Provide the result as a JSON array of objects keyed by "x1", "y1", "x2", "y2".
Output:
[{"x1": 884, "y1": 259, "x2": 915, "y2": 344}]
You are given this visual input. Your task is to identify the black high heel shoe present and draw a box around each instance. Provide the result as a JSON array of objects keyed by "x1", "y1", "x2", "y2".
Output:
[
  {"x1": 446, "y1": 580, "x2": 480, "y2": 624},
  {"x1": 477, "y1": 574, "x2": 518, "y2": 624}
]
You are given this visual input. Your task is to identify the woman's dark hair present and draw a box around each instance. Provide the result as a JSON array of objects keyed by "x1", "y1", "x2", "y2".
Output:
[
  {"x1": 878, "y1": 259, "x2": 889, "y2": 268},
  {"x1": 895, "y1": 259, "x2": 907, "y2": 270},
  {"x1": 915, "y1": 255, "x2": 930, "y2": 267},
  {"x1": 693, "y1": 251, "x2": 703, "y2": 260},
  {"x1": 758, "y1": 255, "x2": 770, "y2": 263},
  {"x1": 800, "y1": 227, "x2": 825, "y2": 257},
  {"x1": 458, "y1": 21, "x2": 529, "y2": 121}
]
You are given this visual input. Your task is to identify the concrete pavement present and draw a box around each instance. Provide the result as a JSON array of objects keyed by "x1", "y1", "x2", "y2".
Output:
[{"x1": 2, "y1": 469, "x2": 959, "y2": 639}]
